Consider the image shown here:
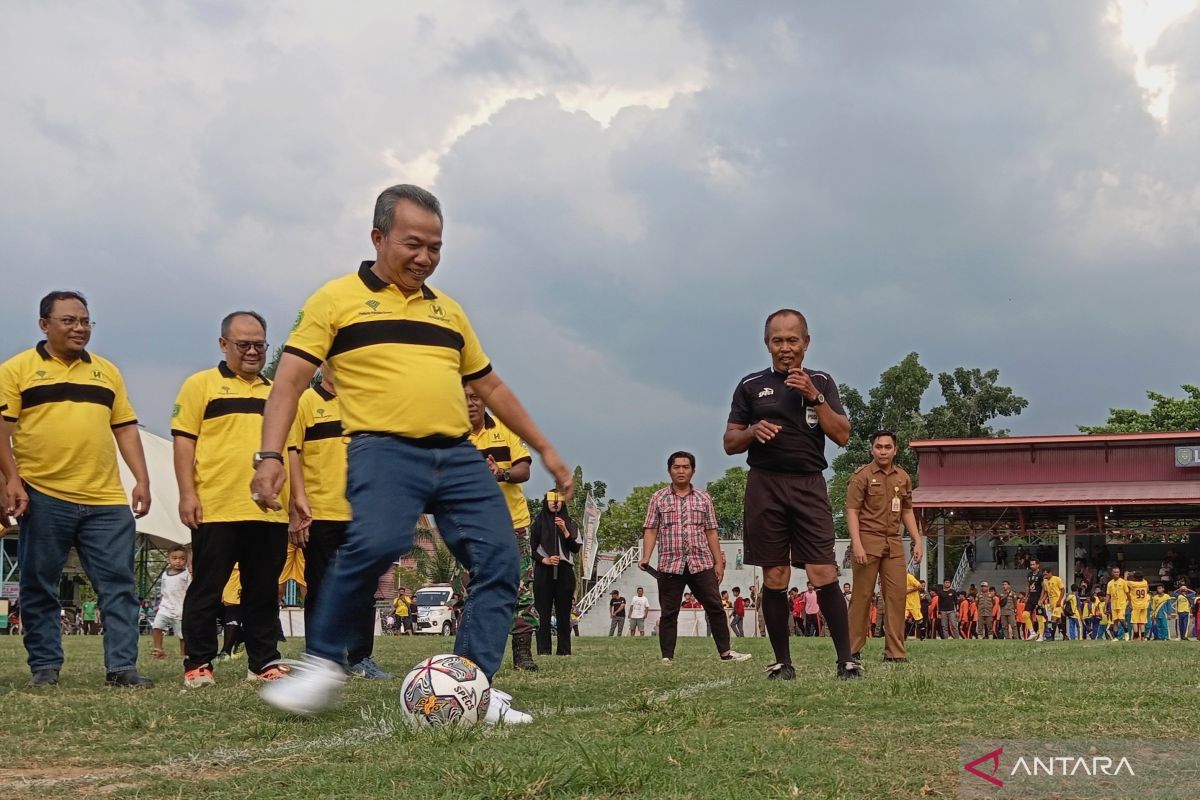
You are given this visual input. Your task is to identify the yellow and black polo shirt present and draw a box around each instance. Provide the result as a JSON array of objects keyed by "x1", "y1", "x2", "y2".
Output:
[
  {"x1": 468, "y1": 413, "x2": 532, "y2": 529},
  {"x1": 0, "y1": 342, "x2": 138, "y2": 504},
  {"x1": 283, "y1": 261, "x2": 491, "y2": 442},
  {"x1": 171, "y1": 361, "x2": 290, "y2": 523},
  {"x1": 290, "y1": 384, "x2": 350, "y2": 521}
]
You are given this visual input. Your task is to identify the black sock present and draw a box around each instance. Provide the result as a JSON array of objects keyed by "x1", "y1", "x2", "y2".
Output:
[
  {"x1": 815, "y1": 581, "x2": 853, "y2": 664},
  {"x1": 761, "y1": 587, "x2": 792, "y2": 665}
]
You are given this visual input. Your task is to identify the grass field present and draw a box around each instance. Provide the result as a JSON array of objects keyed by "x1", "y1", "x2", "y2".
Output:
[{"x1": 1, "y1": 633, "x2": 1197, "y2": 799}]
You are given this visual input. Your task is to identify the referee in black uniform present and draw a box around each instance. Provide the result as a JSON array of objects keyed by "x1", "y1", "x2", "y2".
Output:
[{"x1": 724, "y1": 309, "x2": 860, "y2": 680}]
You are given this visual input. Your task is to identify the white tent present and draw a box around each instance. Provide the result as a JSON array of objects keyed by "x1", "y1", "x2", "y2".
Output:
[{"x1": 117, "y1": 428, "x2": 190, "y2": 548}]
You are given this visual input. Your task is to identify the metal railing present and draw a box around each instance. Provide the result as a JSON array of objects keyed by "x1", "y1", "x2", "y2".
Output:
[
  {"x1": 577, "y1": 545, "x2": 639, "y2": 616},
  {"x1": 951, "y1": 548, "x2": 971, "y2": 590}
]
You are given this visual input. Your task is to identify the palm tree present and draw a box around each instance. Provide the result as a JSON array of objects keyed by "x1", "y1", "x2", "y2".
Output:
[{"x1": 410, "y1": 527, "x2": 460, "y2": 585}]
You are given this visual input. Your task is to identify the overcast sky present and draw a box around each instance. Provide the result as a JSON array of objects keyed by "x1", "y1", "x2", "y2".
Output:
[{"x1": 2, "y1": 1, "x2": 1197, "y2": 499}]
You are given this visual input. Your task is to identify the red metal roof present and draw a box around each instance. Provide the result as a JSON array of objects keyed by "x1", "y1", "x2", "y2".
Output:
[
  {"x1": 911, "y1": 431, "x2": 1199, "y2": 449},
  {"x1": 913, "y1": 481, "x2": 1200, "y2": 508}
]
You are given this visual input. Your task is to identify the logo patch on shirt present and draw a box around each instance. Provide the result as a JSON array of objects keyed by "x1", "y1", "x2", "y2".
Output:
[
  {"x1": 315, "y1": 408, "x2": 328, "y2": 418},
  {"x1": 359, "y1": 300, "x2": 390, "y2": 316},
  {"x1": 757, "y1": 387, "x2": 774, "y2": 398},
  {"x1": 429, "y1": 304, "x2": 446, "y2": 320},
  {"x1": 805, "y1": 406, "x2": 819, "y2": 428}
]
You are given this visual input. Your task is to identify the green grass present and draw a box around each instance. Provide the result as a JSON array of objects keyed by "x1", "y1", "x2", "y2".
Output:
[{"x1": 1, "y1": 634, "x2": 1197, "y2": 799}]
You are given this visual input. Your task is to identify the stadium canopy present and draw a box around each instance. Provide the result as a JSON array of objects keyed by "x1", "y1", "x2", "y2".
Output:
[
  {"x1": 117, "y1": 428, "x2": 190, "y2": 548},
  {"x1": 910, "y1": 431, "x2": 1200, "y2": 581}
]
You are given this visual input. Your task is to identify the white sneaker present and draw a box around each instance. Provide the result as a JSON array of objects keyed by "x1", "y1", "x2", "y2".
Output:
[
  {"x1": 662, "y1": 657, "x2": 673, "y2": 664},
  {"x1": 260, "y1": 654, "x2": 346, "y2": 716},
  {"x1": 484, "y1": 688, "x2": 533, "y2": 726},
  {"x1": 720, "y1": 650, "x2": 752, "y2": 662}
]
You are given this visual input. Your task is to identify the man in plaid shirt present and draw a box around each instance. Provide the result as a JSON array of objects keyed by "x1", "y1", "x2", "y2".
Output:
[{"x1": 640, "y1": 451, "x2": 752, "y2": 665}]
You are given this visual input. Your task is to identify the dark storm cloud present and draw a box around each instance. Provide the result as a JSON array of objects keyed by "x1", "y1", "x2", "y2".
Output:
[
  {"x1": 449, "y1": 10, "x2": 588, "y2": 82},
  {"x1": 435, "y1": 1, "x2": 1200, "y2": 492},
  {"x1": 1, "y1": 2, "x2": 1196, "y2": 500}
]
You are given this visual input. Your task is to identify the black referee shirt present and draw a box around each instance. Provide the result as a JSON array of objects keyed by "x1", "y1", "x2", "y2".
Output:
[{"x1": 728, "y1": 367, "x2": 845, "y2": 474}]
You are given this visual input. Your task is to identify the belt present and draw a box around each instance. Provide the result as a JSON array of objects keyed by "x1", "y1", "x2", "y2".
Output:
[{"x1": 351, "y1": 431, "x2": 468, "y2": 449}]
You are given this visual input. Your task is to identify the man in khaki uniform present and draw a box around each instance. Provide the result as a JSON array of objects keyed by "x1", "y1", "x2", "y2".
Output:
[
  {"x1": 976, "y1": 580, "x2": 994, "y2": 639},
  {"x1": 998, "y1": 580, "x2": 1018, "y2": 640},
  {"x1": 846, "y1": 431, "x2": 924, "y2": 663}
]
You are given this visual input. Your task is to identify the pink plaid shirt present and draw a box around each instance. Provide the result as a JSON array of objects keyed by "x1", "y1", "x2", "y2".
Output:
[{"x1": 643, "y1": 485, "x2": 719, "y2": 575}]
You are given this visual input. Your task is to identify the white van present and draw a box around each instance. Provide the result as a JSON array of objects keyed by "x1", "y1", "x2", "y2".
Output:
[{"x1": 413, "y1": 584, "x2": 456, "y2": 636}]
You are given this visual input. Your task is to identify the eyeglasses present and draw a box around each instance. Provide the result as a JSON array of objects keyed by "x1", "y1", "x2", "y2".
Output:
[
  {"x1": 46, "y1": 316, "x2": 96, "y2": 329},
  {"x1": 229, "y1": 340, "x2": 269, "y2": 353}
]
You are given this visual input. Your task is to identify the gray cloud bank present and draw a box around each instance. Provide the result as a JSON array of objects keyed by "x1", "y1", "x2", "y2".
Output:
[{"x1": 2, "y1": 2, "x2": 1196, "y2": 497}]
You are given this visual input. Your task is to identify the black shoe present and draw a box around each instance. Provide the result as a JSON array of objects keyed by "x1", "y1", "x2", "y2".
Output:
[
  {"x1": 106, "y1": 670, "x2": 155, "y2": 688},
  {"x1": 838, "y1": 661, "x2": 865, "y2": 679},
  {"x1": 766, "y1": 662, "x2": 796, "y2": 681},
  {"x1": 850, "y1": 650, "x2": 863, "y2": 664},
  {"x1": 883, "y1": 656, "x2": 908, "y2": 663},
  {"x1": 31, "y1": 668, "x2": 60, "y2": 686}
]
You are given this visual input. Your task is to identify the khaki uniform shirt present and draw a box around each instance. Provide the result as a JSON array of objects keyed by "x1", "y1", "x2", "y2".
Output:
[{"x1": 846, "y1": 462, "x2": 914, "y2": 534}]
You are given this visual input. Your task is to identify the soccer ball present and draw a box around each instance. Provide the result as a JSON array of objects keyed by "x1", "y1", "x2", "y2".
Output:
[{"x1": 399, "y1": 654, "x2": 491, "y2": 728}]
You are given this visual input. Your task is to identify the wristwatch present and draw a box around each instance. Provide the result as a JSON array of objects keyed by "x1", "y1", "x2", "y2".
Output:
[
  {"x1": 811, "y1": 393, "x2": 826, "y2": 406},
  {"x1": 500, "y1": 468, "x2": 511, "y2": 483},
  {"x1": 253, "y1": 451, "x2": 284, "y2": 467}
]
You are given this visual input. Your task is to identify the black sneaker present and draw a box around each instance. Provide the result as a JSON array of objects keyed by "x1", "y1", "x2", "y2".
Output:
[
  {"x1": 766, "y1": 662, "x2": 796, "y2": 681},
  {"x1": 106, "y1": 670, "x2": 155, "y2": 688},
  {"x1": 31, "y1": 668, "x2": 60, "y2": 686},
  {"x1": 837, "y1": 661, "x2": 864, "y2": 680}
]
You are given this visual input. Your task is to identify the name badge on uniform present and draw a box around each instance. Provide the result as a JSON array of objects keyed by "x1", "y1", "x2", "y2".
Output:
[
  {"x1": 891, "y1": 487, "x2": 901, "y2": 513},
  {"x1": 805, "y1": 406, "x2": 819, "y2": 428}
]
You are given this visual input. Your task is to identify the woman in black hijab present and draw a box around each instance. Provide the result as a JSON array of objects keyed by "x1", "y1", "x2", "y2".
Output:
[{"x1": 530, "y1": 491, "x2": 582, "y2": 656}]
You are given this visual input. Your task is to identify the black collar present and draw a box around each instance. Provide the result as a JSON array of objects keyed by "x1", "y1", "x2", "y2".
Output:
[
  {"x1": 314, "y1": 383, "x2": 336, "y2": 402},
  {"x1": 482, "y1": 412, "x2": 497, "y2": 429},
  {"x1": 357, "y1": 260, "x2": 438, "y2": 299},
  {"x1": 218, "y1": 361, "x2": 270, "y2": 385},
  {"x1": 36, "y1": 340, "x2": 91, "y2": 363}
]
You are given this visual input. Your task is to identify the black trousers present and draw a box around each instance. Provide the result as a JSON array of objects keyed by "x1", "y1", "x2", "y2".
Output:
[
  {"x1": 657, "y1": 566, "x2": 730, "y2": 659},
  {"x1": 303, "y1": 520, "x2": 375, "y2": 665},
  {"x1": 533, "y1": 561, "x2": 575, "y2": 655},
  {"x1": 182, "y1": 521, "x2": 287, "y2": 674}
]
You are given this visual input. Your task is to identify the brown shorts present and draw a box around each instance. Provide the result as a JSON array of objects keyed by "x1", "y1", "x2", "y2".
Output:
[{"x1": 743, "y1": 468, "x2": 836, "y2": 568}]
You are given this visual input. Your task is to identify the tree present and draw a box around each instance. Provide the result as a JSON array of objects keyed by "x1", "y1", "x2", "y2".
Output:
[
  {"x1": 597, "y1": 482, "x2": 667, "y2": 552},
  {"x1": 706, "y1": 467, "x2": 748, "y2": 535},
  {"x1": 566, "y1": 466, "x2": 607, "y2": 524},
  {"x1": 1079, "y1": 385, "x2": 1200, "y2": 433},
  {"x1": 410, "y1": 528, "x2": 459, "y2": 585},
  {"x1": 826, "y1": 355, "x2": 1027, "y2": 537},
  {"x1": 828, "y1": 353, "x2": 933, "y2": 529},
  {"x1": 262, "y1": 345, "x2": 321, "y2": 387},
  {"x1": 924, "y1": 367, "x2": 1028, "y2": 439}
]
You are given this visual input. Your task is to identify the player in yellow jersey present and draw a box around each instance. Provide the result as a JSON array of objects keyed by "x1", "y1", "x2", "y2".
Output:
[
  {"x1": 1105, "y1": 566, "x2": 1129, "y2": 641},
  {"x1": 1174, "y1": 582, "x2": 1195, "y2": 641},
  {"x1": 904, "y1": 571, "x2": 922, "y2": 640},
  {"x1": 1042, "y1": 567, "x2": 1066, "y2": 640},
  {"x1": 1149, "y1": 584, "x2": 1172, "y2": 640},
  {"x1": 1126, "y1": 571, "x2": 1150, "y2": 640}
]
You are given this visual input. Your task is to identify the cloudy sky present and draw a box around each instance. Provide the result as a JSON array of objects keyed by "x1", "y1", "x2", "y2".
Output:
[{"x1": 2, "y1": 1, "x2": 1197, "y2": 499}]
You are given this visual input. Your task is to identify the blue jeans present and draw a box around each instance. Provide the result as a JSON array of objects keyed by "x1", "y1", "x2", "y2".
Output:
[
  {"x1": 306, "y1": 436, "x2": 518, "y2": 679},
  {"x1": 18, "y1": 485, "x2": 140, "y2": 673}
]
